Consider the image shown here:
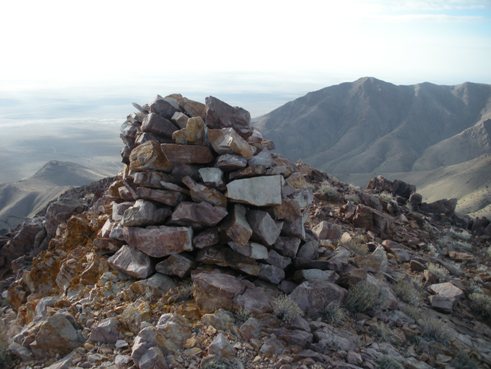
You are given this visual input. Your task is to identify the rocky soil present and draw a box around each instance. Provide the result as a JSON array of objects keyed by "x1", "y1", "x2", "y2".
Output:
[{"x1": 1, "y1": 94, "x2": 490, "y2": 369}]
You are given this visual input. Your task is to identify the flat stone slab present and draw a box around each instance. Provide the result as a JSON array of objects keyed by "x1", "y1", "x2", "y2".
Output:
[
  {"x1": 160, "y1": 144, "x2": 214, "y2": 164},
  {"x1": 129, "y1": 140, "x2": 173, "y2": 172},
  {"x1": 226, "y1": 175, "x2": 283, "y2": 206},
  {"x1": 122, "y1": 226, "x2": 193, "y2": 258},
  {"x1": 171, "y1": 201, "x2": 228, "y2": 227},
  {"x1": 108, "y1": 245, "x2": 154, "y2": 279}
]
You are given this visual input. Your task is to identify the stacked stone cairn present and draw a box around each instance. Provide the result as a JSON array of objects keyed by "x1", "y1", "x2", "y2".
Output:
[{"x1": 103, "y1": 94, "x2": 322, "y2": 314}]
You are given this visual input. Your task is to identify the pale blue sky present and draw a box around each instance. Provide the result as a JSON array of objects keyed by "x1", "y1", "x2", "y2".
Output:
[{"x1": 0, "y1": 0, "x2": 490, "y2": 116}]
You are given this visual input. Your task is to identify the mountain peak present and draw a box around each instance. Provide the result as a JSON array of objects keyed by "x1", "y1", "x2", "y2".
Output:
[{"x1": 31, "y1": 160, "x2": 103, "y2": 186}]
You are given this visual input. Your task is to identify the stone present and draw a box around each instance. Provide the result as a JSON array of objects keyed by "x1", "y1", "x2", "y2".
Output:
[
  {"x1": 266, "y1": 249, "x2": 292, "y2": 269},
  {"x1": 199, "y1": 167, "x2": 225, "y2": 188},
  {"x1": 33, "y1": 312, "x2": 84, "y2": 357},
  {"x1": 142, "y1": 112, "x2": 178, "y2": 137},
  {"x1": 260, "y1": 336, "x2": 285, "y2": 356},
  {"x1": 196, "y1": 247, "x2": 261, "y2": 277},
  {"x1": 225, "y1": 205, "x2": 253, "y2": 246},
  {"x1": 129, "y1": 140, "x2": 173, "y2": 172},
  {"x1": 248, "y1": 149, "x2": 273, "y2": 168},
  {"x1": 156, "y1": 313, "x2": 192, "y2": 352},
  {"x1": 138, "y1": 347, "x2": 168, "y2": 369},
  {"x1": 172, "y1": 116, "x2": 205, "y2": 145},
  {"x1": 289, "y1": 281, "x2": 347, "y2": 318},
  {"x1": 293, "y1": 269, "x2": 338, "y2": 283},
  {"x1": 235, "y1": 286, "x2": 274, "y2": 314},
  {"x1": 167, "y1": 94, "x2": 206, "y2": 118},
  {"x1": 171, "y1": 201, "x2": 228, "y2": 227},
  {"x1": 129, "y1": 273, "x2": 176, "y2": 299},
  {"x1": 429, "y1": 282, "x2": 464, "y2": 299},
  {"x1": 108, "y1": 245, "x2": 154, "y2": 279},
  {"x1": 216, "y1": 154, "x2": 248, "y2": 171},
  {"x1": 121, "y1": 199, "x2": 171, "y2": 227},
  {"x1": 171, "y1": 111, "x2": 189, "y2": 129},
  {"x1": 121, "y1": 301, "x2": 152, "y2": 334},
  {"x1": 160, "y1": 143, "x2": 214, "y2": 164},
  {"x1": 239, "y1": 317, "x2": 263, "y2": 341},
  {"x1": 273, "y1": 237, "x2": 301, "y2": 258},
  {"x1": 171, "y1": 163, "x2": 200, "y2": 182},
  {"x1": 136, "y1": 187, "x2": 183, "y2": 206},
  {"x1": 122, "y1": 226, "x2": 193, "y2": 258},
  {"x1": 205, "y1": 96, "x2": 253, "y2": 137},
  {"x1": 410, "y1": 259, "x2": 426, "y2": 272},
  {"x1": 429, "y1": 295, "x2": 455, "y2": 313},
  {"x1": 296, "y1": 240, "x2": 319, "y2": 260},
  {"x1": 156, "y1": 254, "x2": 195, "y2": 278},
  {"x1": 131, "y1": 327, "x2": 163, "y2": 364},
  {"x1": 132, "y1": 171, "x2": 178, "y2": 188},
  {"x1": 43, "y1": 353, "x2": 75, "y2": 369},
  {"x1": 226, "y1": 175, "x2": 283, "y2": 206},
  {"x1": 312, "y1": 221, "x2": 342, "y2": 241},
  {"x1": 282, "y1": 214, "x2": 307, "y2": 240},
  {"x1": 276, "y1": 328, "x2": 313, "y2": 348},
  {"x1": 208, "y1": 333, "x2": 235, "y2": 359},
  {"x1": 89, "y1": 317, "x2": 121, "y2": 344},
  {"x1": 115, "y1": 354, "x2": 131, "y2": 367},
  {"x1": 208, "y1": 127, "x2": 255, "y2": 158},
  {"x1": 182, "y1": 176, "x2": 227, "y2": 207},
  {"x1": 193, "y1": 228, "x2": 220, "y2": 249},
  {"x1": 192, "y1": 270, "x2": 247, "y2": 313},
  {"x1": 352, "y1": 204, "x2": 392, "y2": 237},
  {"x1": 228, "y1": 242, "x2": 269, "y2": 260},
  {"x1": 259, "y1": 263, "x2": 285, "y2": 284},
  {"x1": 247, "y1": 209, "x2": 283, "y2": 246},
  {"x1": 228, "y1": 165, "x2": 267, "y2": 180},
  {"x1": 150, "y1": 96, "x2": 179, "y2": 118},
  {"x1": 112, "y1": 201, "x2": 133, "y2": 222}
]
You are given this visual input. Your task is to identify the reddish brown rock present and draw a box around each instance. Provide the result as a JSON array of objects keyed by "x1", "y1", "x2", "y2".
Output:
[
  {"x1": 129, "y1": 140, "x2": 173, "y2": 172},
  {"x1": 155, "y1": 254, "x2": 195, "y2": 278},
  {"x1": 192, "y1": 270, "x2": 247, "y2": 313},
  {"x1": 136, "y1": 187, "x2": 183, "y2": 207},
  {"x1": 160, "y1": 144, "x2": 214, "y2": 164},
  {"x1": 208, "y1": 128, "x2": 255, "y2": 159},
  {"x1": 172, "y1": 116, "x2": 205, "y2": 145},
  {"x1": 193, "y1": 228, "x2": 220, "y2": 249},
  {"x1": 205, "y1": 96, "x2": 253, "y2": 138},
  {"x1": 247, "y1": 209, "x2": 283, "y2": 246},
  {"x1": 141, "y1": 112, "x2": 179, "y2": 137},
  {"x1": 108, "y1": 245, "x2": 154, "y2": 279},
  {"x1": 225, "y1": 205, "x2": 252, "y2": 246},
  {"x1": 182, "y1": 176, "x2": 227, "y2": 207},
  {"x1": 122, "y1": 226, "x2": 193, "y2": 258},
  {"x1": 149, "y1": 96, "x2": 179, "y2": 119},
  {"x1": 171, "y1": 201, "x2": 228, "y2": 227}
]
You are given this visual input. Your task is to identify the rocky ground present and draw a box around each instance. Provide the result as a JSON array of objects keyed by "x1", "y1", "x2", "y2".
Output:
[{"x1": 0, "y1": 94, "x2": 490, "y2": 369}]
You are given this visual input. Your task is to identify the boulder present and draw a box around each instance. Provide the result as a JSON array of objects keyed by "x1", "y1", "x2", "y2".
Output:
[
  {"x1": 228, "y1": 242, "x2": 269, "y2": 260},
  {"x1": 208, "y1": 127, "x2": 255, "y2": 158},
  {"x1": 156, "y1": 313, "x2": 192, "y2": 352},
  {"x1": 225, "y1": 205, "x2": 253, "y2": 246},
  {"x1": 141, "y1": 112, "x2": 178, "y2": 137},
  {"x1": 235, "y1": 286, "x2": 274, "y2": 314},
  {"x1": 205, "y1": 96, "x2": 253, "y2": 138},
  {"x1": 160, "y1": 144, "x2": 214, "y2": 164},
  {"x1": 312, "y1": 221, "x2": 342, "y2": 241},
  {"x1": 136, "y1": 187, "x2": 183, "y2": 206},
  {"x1": 108, "y1": 245, "x2": 154, "y2": 279},
  {"x1": 182, "y1": 176, "x2": 227, "y2": 207},
  {"x1": 247, "y1": 209, "x2": 283, "y2": 246},
  {"x1": 129, "y1": 140, "x2": 172, "y2": 172},
  {"x1": 171, "y1": 111, "x2": 189, "y2": 129},
  {"x1": 89, "y1": 317, "x2": 121, "y2": 344},
  {"x1": 198, "y1": 167, "x2": 224, "y2": 188},
  {"x1": 208, "y1": 333, "x2": 235, "y2": 359},
  {"x1": 192, "y1": 270, "x2": 247, "y2": 313},
  {"x1": 216, "y1": 154, "x2": 248, "y2": 171},
  {"x1": 259, "y1": 264, "x2": 285, "y2": 284},
  {"x1": 293, "y1": 269, "x2": 338, "y2": 283},
  {"x1": 149, "y1": 96, "x2": 179, "y2": 119},
  {"x1": 171, "y1": 201, "x2": 228, "y2": 227},
  {"x1": 122, "y1": 226, "x2": 193, "y2": 258},
  {"x1": 121, "y1": 199, "x2": 171, "y2": 227},
  {"x1": 172, "y1": 116, "x2": 205, "y2": 145},
  {"x1": 155, "y1": 254, "x2": 195, "y2": 278},
  {"x1": 266, "y1": 249, "x2": 292, "y2": 269},
  {"x1": 112, "y1": 201, "x2": 133, "y2": 222},
  {"x1": 273, "y1": 237, "x2": 301, "y2": 258},
  {"x1": 132, "y1": 170, "x2": 178, "y2": 189},
  {"x1": 226, "y1": 175, "x2": 283, "y2": 206},
  {"x1": 193, "y1": 228, "x2": 220, "y2": 249},
  {"x1": 289, "y1": 281, "x2": 347, "y2": 318}
]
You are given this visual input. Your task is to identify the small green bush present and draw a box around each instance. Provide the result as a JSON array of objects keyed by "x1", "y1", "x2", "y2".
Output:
[
  {"x1": 378, "y1": 192, "x2": 394, "y2": 203},
  {"x1": 345, "y1": 280, "x2": 382, "y2": 314},
  {"x1": 166, "y1": 282, "x2": 193, "y2": 304},
  {"x1": 321, "y1": 302, "x2": 347, "y2": 325},
  {"x1": 393, "y1": 279, "x2": 421, "y2": 305},
  {"x1": 376, "y1": 356, "x2": 404, "y2": 369},
  {"x1": 317, "y1": 182, "x2": 341, "y2": 201},
  {"x1": 202, "y1": 359, "x2": 238, "y2": 369},
  {"x1": 427, "y1": 262, "x2": 449, "y2": 282},
  {"x1": 451, "y1": 352, "x2": 479, "y2": 369},
  {"x1": 469, "y1": 292, "x2": 491, "y2": 321},
  {"x1": 400, "y1": 304, "x2": 422, "y2": 321},
  {"x1": 272, "y1": 295, "x2": 303, "y2": 323},
  {"x1": 419, "y1": 317, "x2": 449, "y2": 344}
]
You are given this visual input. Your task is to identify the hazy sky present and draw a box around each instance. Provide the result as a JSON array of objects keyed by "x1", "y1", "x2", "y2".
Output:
[{"x1": 1, "y1": 0, "x2": 491, "y2": 115}]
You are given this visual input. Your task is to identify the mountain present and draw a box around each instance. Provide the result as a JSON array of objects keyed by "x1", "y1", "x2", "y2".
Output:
[
  {"x1": 0, "y1": 160, "x2": 105, "y2": 232},
  {"x1": 255, "y1": 77, "x2": 491, "y2": 216}
]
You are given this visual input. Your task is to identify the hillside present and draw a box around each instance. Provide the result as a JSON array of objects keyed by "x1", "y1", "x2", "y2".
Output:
[
  {"x1": 0, "y1": 160, "x2": 105, "y2": 232},
  {"x1": 255, "y1": 77, "x2": 491, "y2": 216}
]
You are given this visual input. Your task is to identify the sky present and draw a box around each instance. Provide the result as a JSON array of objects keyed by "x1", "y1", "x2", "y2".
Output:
[{"x1": 0, "y1": 0, "x2": 491, "y2": 116}]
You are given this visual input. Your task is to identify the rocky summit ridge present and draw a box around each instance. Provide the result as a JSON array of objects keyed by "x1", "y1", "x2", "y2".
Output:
[{"x1": 0, "y1": 94, "x2": 491, "y2": 369}]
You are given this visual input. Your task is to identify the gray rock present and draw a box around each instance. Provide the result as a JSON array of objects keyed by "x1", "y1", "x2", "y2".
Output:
[
  {"x1": 226, "y1": 175, "x2": 283, "y2": 207},
  {"x1": 248, "y1": 149, "x2": 273, "y2": 168},
  {"x1": 129, "y1": 140, "x2": 173, "y2": 172},
  {"x1": 290, "y1": 281, "x2": 347, "y2": 318},
  {"x1": 247, "y1": 209, "x2": 283, "y2": 246},
  {"x1": 182, "y1": 176, "x2": 227, "y2": 207},
  {"x1": 112, "y1": 201, "x2": 133, "y2": 222},
  {"x1": 266, "y1": 249, "x2": 292, "y2": 269},
  {"x1": 156, "y1": 313, "x2": 192, "y2": 352},
  {"x1": 121, "y1": 199, "x2": 171, "y2": 227},
  {"x1": 108, "y1": 245, "x2": 154, "y2": 279},
  {"x1": 89, "y1": 317, "x2": 121, "y2": 344},
  {"x1": 208, "y1": 128, "x2": 255, "y2": 158},
  {"x1": 296, "y1": 240, "x2": 319, "y2": 260},
  {"x1": 208, "y1": 333, "x2": 235, "y2": 359},
  {"x1": 273, "y1": 236, "x2": 301, "y2": 258},
  {"x1": 171, "y1": 111, "x2": 189, "y2": 129},
  {"x1": 216, "y1": 154, "x2": 248, "y2": 171},
  {"x1": 293, "y1": 269, "x2": 338, "y2": 283},
  {"x1": 259, "y1": 263, "x2": 285, "y2": 284},
  {"x1": 312, "y1": 221, "x2": 342, "y2": 241},
  {"x1": 171, "y1": 201, "x2": 228, "y2": 227},
  {"x1": 142, "y1": 112, "x2": 178, "y2": 137},
  {"x1": 156, "y1": 254, "x2": 195, "y2": 278},
  {"x1": 228, "y1": 242, "x2": 269, "y2": 260},
  {"x1": 281, "y1": 214, "x2": 307, "y2": 240},
  {"x1": 235, "y1": 286, "x2": 274, "y2": 314},
  {"x1": 150, "y1": 96, "x2": 178, "y2": 118},
  {"x1": 199, "y1": 167, "x2": 224, "y2": 188},
  {"x1": 123, "y1": 226, "x2": 193, "y2": 258},
  {"x1": 132, "y1": 171, "x2": 178, "y2": 189},
  {"x1": 138, "y1": 346, "x2": 168, "y2": 369}
]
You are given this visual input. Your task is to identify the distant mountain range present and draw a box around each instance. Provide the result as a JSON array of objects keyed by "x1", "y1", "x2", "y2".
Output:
[
  {"x1": 0, "y1": 160, "x2": 104, "y2": 233},
  {"x1": 255, "y1": 77, "x2": 491, "y2": 217}
]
